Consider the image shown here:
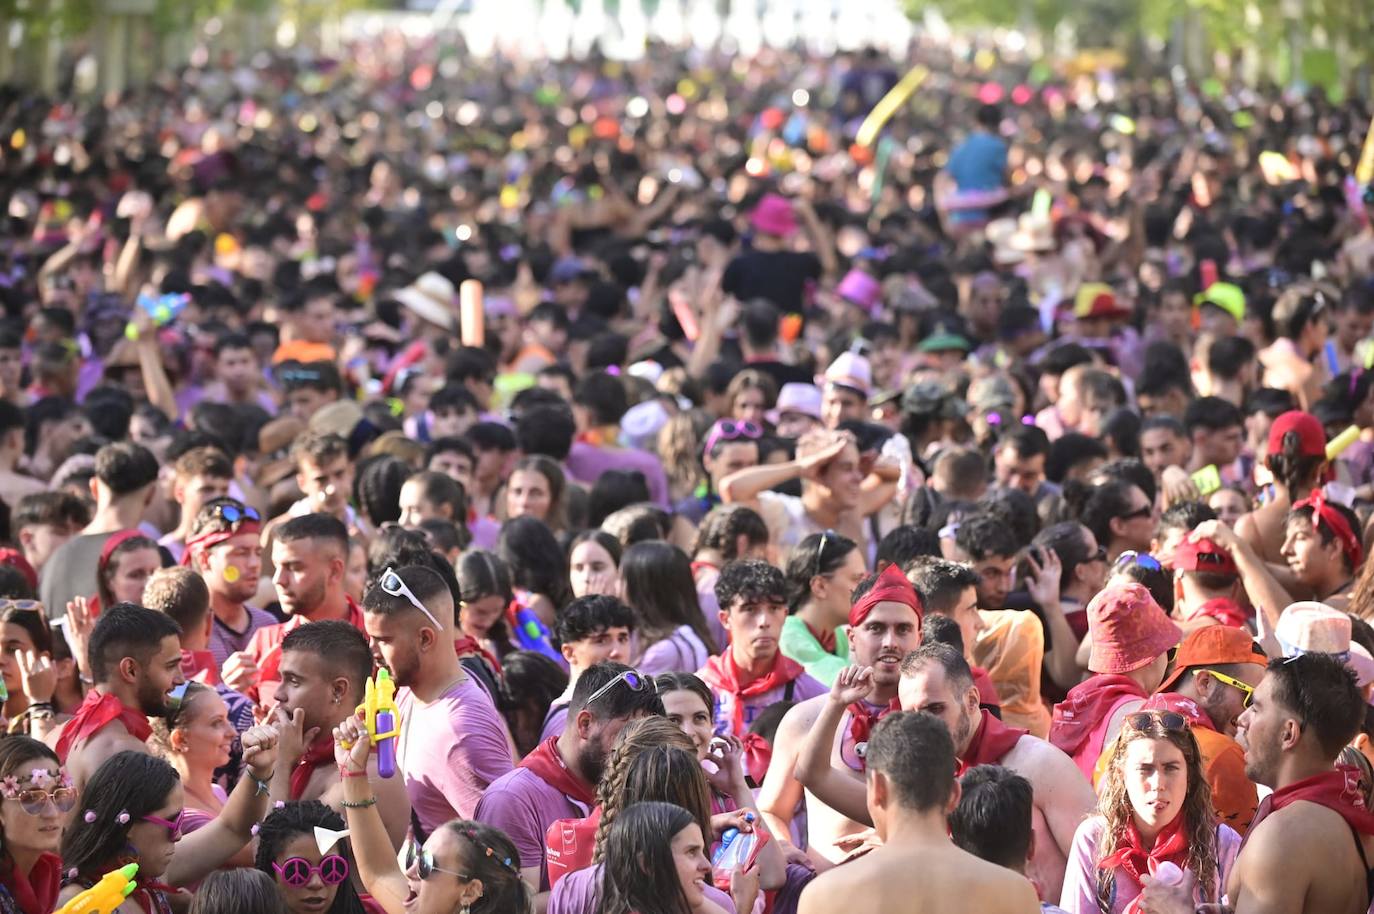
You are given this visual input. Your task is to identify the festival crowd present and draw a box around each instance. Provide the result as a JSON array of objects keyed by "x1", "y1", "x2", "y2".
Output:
[{"x1": 1, "y1": 25, "x2": 1374, "y2": 914}]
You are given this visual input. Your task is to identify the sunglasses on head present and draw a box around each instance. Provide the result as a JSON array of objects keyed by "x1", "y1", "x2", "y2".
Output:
[
  {"x1": 702, "y1": 419, "x2": 762, "y2": 457},
  {"x1": 1113, "y1": 550, "x2": 1162, "y2": 573},
  {"x1": 399, "y1": 839, "x2": 472, "y2": 882},
  {"x1": 379, "y1": 568, "x2": 445, "y2": 631},
  {"x1": 209, "y1": 503, "x2": 260, "y2": 528},
  {"x1": 141, "y1": 810, "x2": 185, "y2": 841},
  {"x1": 0, "y1": 599, "x2": 43, "y2": 614},
  {"x1": 585, "y1": 669, "x2": 656, "y2": 707},
  {"x1": 274, "y1": 854, "x2": 350, "y2": 888},
  {"x1": 1124, "y1": 710, "x2": 1189, "y2": 734},
  {"x1": 814, "y1": 529, "x2": 837, "y2": 576}
]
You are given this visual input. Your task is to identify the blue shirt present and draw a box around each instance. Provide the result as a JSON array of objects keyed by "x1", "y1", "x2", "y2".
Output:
[{"x1": 947, "y1": 131, "x2": 1008, "y2": 192}]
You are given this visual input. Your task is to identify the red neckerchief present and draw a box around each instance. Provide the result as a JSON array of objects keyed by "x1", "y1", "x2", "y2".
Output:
[
  {"x1": 258, "y1": 597, "x2": 366, "y2": 690},
  {"x1": 55, "y1": 690, "x2": 152, "y2": 763},
  {"x1": 454, "y1": 637, "x2": 502, "y2": 675},
  {"x1": 180, "y1": 649, "x2": 220, "y2": 686},
  {"x1": 1143, "y1": 693, "x2": 1216, "y2": 732},
  {"x1": 1050, "y1": 674, "x2": 1148, "y2": 759},
  {"x1": 1190, "y1": 599, "x2": 1250, "y2": 629},
  {"x1": 972, "y1": 666, "x2": 1001, "y2": 706},
  {"x1": 957, "y1": 710, "x2": 1028, "y2": 776},
  {"x1": 1252, "y1": 766, "x2": 1374, "y2": 838},
  {"x1": 741, "y1": 732, "x2": 772, "y2": 785},
  {"x1": 699, "y1": 652, "x2": 805, "y2": 737},
  {"x1": 1098, "y1": 812, "x2": 1190, "y2": 893},
  {"x1": 1, "y1": 853, "x2": 59, "y2": 914},
  {"x1": 519, "y1": 736, "x2": 596, "y2": 807},
  {"x1": 290, "y1": 734, "x2": 337, "y2": 801},
  {"x1": 690, "y1": 560, "x2": 719, "y2": 576},
  {"x1": 847, "y1": 698, "x2": 899, "y2": 771},
  {"x1": 804, "y1": 620, "x2": 837, "y2": 654}
]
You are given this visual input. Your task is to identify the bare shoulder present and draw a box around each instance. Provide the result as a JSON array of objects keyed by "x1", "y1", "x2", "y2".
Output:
[
  {"x1": 1002, "y1": 734, "x2": 1086, "y2": 782},
  {"x1": 777, "y1": 694, "x2": 828, "y2": 735}
]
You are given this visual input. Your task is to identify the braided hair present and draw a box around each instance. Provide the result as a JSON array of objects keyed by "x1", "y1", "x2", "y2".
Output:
[{"x1": 592, "y1": 717, "x2": 700, "y2": 863}]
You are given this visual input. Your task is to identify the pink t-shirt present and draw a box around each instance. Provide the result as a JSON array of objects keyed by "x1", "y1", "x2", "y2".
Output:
[
  {"x1": 397, "y1": 675, "x2": 514, "y2": 833},
  {"x1": 699, "y1": 669, "x2": 828, "y2": 738},
  {"x1": 475, "y1": 765, "x2": 589, "y2": 891}
]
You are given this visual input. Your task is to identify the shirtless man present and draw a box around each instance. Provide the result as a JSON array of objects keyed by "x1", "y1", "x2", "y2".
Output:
[
  {"x1": 797, "y1": 711, "x2": 1039, "y2": 914},
  {"x1": 1140, "y1": 652, "x2": 1374, "y2": 914},
  {"x1": 757, "y1": 565, "x2": 923, "y2": 867},
  {"x1": 797, "y1": 645, "x2": 1095, "y2": 901}
]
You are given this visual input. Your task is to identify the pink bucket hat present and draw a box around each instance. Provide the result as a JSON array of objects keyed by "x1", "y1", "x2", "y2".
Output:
[
  {"x1": 837, "y1": 269, "x2": 882, "y2": 313},
  {"x1": 1275, "y1": 601, "x2": 1374, "y2": 687},
  {"x1": 751, "y1": 193, "x2": 798, "y2": 238},
  {"x1": 1087, "y1": 582, "x2": 1183, "y2": 674}
]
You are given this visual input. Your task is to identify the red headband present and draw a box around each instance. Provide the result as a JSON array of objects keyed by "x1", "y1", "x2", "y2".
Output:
[
  {"x1": 1293, "y1": 492, "x2": 1363, "y2": 569},
  {"x1": 180, "y1": 520, "x2": 261, "y2": 566},
  {"x1": 849, "y1": 563, "x2": 923, "y2": 629},
  {"x1": 99, "y1": 529, "x2": 145, "y2": 572}
]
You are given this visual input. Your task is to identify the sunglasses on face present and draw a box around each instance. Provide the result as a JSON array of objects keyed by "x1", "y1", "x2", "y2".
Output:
[
  {"x1": 702, "y1": 419, "x2": 762, "y2": 457},
  {"x1": 1120, "y1": 504, "x2": 1153, "y2": 521},
  {"x1": 1124, "y1": 710, "x2": 1188, "y2": 734},
  {"x1": 141, "y1": 810, "x2": 185, "y2": 840},
  {"x1": 8, "y1": 785, "x2": 76, "y2": 816},
  {"x1": 379, "y1": 568, "x2": 445, "y2": 631},
  {"x1": 399, "y1": 840, "x2": 472, "y2": 882},
  {"x1": 1113, "y1": 550, "x2": 1162, "y2": 573},
  {"x1": 585, "y1": 669, "x2": 656, "y2": 707},
  {"x1": 274, "y1": 854, "x2": 350, "y2": 887},
  {"x1": 1203, "y1": 668, "x2": 1254, "y2": 708}
]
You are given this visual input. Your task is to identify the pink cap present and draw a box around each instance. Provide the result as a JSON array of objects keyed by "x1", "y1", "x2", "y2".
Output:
[
  {"x1": 751, "y1": 193, "x2": 798, "y2": 238},
  {"x1": 767, "y1": 383, "x2": 823, "y2": 425},
  {"x1": 820, "y1": 352, "x2": 873, "y2": 398},
  {"x1": 1087, "y1": 582, "x2": 1183, "y2": 674},
  {"x1": 837, "y1": 270, "x2": 882, "y2": 313}
]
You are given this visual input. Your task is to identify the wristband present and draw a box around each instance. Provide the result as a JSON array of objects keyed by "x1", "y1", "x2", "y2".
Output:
[
  {"x1": 249, "y1": 774, "x2": 271, "y2": 796},
  {"x1": 341, "y1": 797, "x2": 377, "y2": 809},
  {"x1": 340, "y1": 768, "x2": 368, "y2": 779}
]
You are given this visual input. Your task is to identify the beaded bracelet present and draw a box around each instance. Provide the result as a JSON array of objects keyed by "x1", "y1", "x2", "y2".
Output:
[{"x1": 341, "y1": 797, "x2": 377, "y2": 809}]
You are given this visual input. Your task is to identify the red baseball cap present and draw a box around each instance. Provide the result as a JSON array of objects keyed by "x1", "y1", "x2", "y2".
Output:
[
  {"x1": 1158, "y1": 625, "x2": 1267, "y2": 693},
  {"x1": 1267, "y1": 410, "x2": 1326, "y2": 458},
  {"x1": 1172, "y1": 537, "x2": 1238, "y2": 577}
]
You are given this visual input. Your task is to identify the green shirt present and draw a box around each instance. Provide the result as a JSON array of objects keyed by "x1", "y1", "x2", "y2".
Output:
[{"x1": 780, "y1": 614, "x2": 849, "y2": 687}]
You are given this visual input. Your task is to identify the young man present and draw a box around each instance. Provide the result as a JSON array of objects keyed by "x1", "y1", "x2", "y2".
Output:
[
  {"x1": 48, "y1": 602, "x2": 185, "y2": 787},
  {"x1": 1259, "y1": 286, "x2": 1329, "y2": 409},
  {"x1": 1138, "y1": 416, "x2": 1192, "y2": 484},
  {"x1": 992, "y1": 425, "x2": 1054, "y2": 503},
  {"x1": 819, "y1": 352, "x2": 871, "y2": 430},
  {"x1": 905, "y1": 557, "x2": 1000, "y2": 708},
  {"x1": 1282, "y1": 494, "x2": 1362, "y2": 609},
  {"x1": 760, "y1": 564, "x2": 923, "y2": 866},
  {"x1": 158, "y1": 446, "x2": 233, "y2": 562},
  {"x1": 952, "y1": 514, "x2": 1019, "y2": 611},
  {"x1": 476, "y1": 661, "x2": 663, "y2": 906},
  {"x1": 565, "y1": 371, "x2": 670, "y2": 507},
  {"x1": 286, "y1": 432, "x2": 358, "y2": 528},
  {"x1": 1183, "y1": 396, "x2": 1246, "y2": 482},
  {"x1": 797, "y1": 712, "x2": 1039, "y2": 914},
  {"x1": 1172, "y1": 536, "x2": 1249, "y2": 630},
  {"x1": 542, "y1": 595, "x2": 635, "y2": 741},
  {"x1": 270, "y1": 620, "x2": 410, "y2": 846},
  {"x1": 40, "y1": 441, "x2": 159, "y2": 620},
  {"x1": 185, "y1": 497, "x2": 277, "y2": 675},
  {"x1": 698, "y1": 560, "x2": 827, "y2": 739},
  {"x1": 363, "y1": 564, "x2": 513, "y2": 833},
  {"x1": 0, "y1": 400, "x2": 45, "y2": 509},
  {"x1": 13, "y1": 491, "x2": 89, "y2": 578},
  {"x1": 463, "y1": 422, "x2": 518, "y2": 521},
  {"x1": 444, "y1": 346, "x2": 498, "y2": 414},
  {"x1": 203, "y1": 332, "x2": 276, "y2": 412},
  {"x1": 1141, "y1": 653, "x2": 1374, "y2": 914},
  {"x1": 426, "y1": 384, "x2": 480, "y2": 440},
  {"x1": 278, "y1": 360, "x2": 343, "y2": 422}
]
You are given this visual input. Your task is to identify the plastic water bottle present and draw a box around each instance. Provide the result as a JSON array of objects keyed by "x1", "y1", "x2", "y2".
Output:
[{"x1": 1152, "y1": 862, "x2": 1184, "y2": 886}]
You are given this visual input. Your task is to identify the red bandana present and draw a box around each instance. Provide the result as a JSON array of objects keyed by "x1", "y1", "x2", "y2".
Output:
[
  {"x1": 290, "y1": 735, "x2": 337, "y2": 801},
  {"x1": 804, "y1": 620, "x2": 837, "y2": 654},
  {"x1": 519, "y1": 736, "x2": 596, "y2": 807},
  {"x1": 180, "y1": 650, "x2": 220, "y2": 686},
  {"x1": 848, "y1": 564, "x2": 922, "y2": 629},
  {"x1": 957, "y1": 710, "x2": 1028, "y2": 776},
  {"x1": 55, "y1": 691, "x2": 152, "y2": 763},
  {"x1": 1191, "y1": 598, "x2": 1251, "y2": 630},
  {"x1": 847, "y1": 699, "x2": 900, "y2": 771},
  {"x1": 1050, "y1": 674, "x2": 1149, "y2": 760},
  {"x1": 699, "y1": 652, "x2": 806, "y2": 737},
  {"x1": 741, "y1": 732, "x2": 773, "y2": 785},
  {"x1": 1098, "y1": 812, "x2": 1190, "y2": 894},
  {"x1": 1293, "y1": 492, "x2": 1364, "y2": 569},
  {"x1": 454, "y1": 637, "x2": 502, "y2": 675},
  {"x1": 180, "y1": 519, "x2": 261, "y2": 566},
  {"x1": 1254, "y1": 765, "x2": 1374, "y2": 837},
  {"x1": 1, "y1": 853, "x2": 60, "y2": 914}
]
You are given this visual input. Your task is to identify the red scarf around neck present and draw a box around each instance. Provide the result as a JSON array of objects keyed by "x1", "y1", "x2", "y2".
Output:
[
  {"x1": 519, "y1": 737, "x2": 596, "y2": 807},
  {"x1": 290, "y1": 735, "x2": 337, "y2": 801},
  {"x1": 957, "y1": 710, "x2": 1028, "y2": 776},
  {"x1": 1098, "y1": 812, "x2": 1190, "y2": 893},
  {"x1": 1, "y1": 853, "x2": 59, "y2": 914},
  {"x1": 55, "y1": 691, "x2": 152, "y2": 763},
  {"x1": 1050, "y1": 674, "x2": 1148, "y2": 759},
  {"x1": 1255, "y1": 766, "x2": 1374, "y2": 837},
  {"x1": 803, "y1": 620, "x2": 837, "y2": 655},
  {"x1": 847, "y1": 698, "x2": 899, "y2": 771},
  {"x1": 454, "y1": 637, "x2": 502, "y2": 675},
  {"x1": 699, "y1": 652, "x2": 805, "y2": 737}
]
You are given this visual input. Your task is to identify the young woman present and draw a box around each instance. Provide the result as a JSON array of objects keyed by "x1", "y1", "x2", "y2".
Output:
[
  {"x1": 620, "y1": 541, "x2": 715, "y2": 675},
  {"x1": 596, "y1": 802, "x2": 734, "y2": 914},
  {"x1": 0, "y1": 602, "x2": 60, "y2": 736},
  {"x1": 398, "y1": 471, "x2": 467, "y2": 530},
  {"x1": 189, "y1": 870, "x2": 288, "y2": 914},
  {"x1": 655, "y1": 673, "x2": 768, "y2": 819},
  {"x1": 255, "y1": 801, "x2": 368, "y2": 914},
  {"x1": 0, "y1": 736, "x2": 73, "y2": 914},
  {"x1": 58, "y1": 729, "x2": 279, "y2": 914},
  {"x1": 504, "y1": 456, "x2": 568, "y2": 534},
  {"x1": 333, "y1": 715, "x2": 529, "y2": 914},
  {"x1": 93, "y1": 532, "x2": 162, "y2": 615},
  {"x1": 497, "y1": 517, "x2": 573, "y2": 628},
  {"x1": 725, "y1": 370, "x2": 777, "y2": 429},
  {"x1": 567, "y1": 531, "x2": 621, "y2": 600},
  {"x1": 779, "y1": 530, "x2": 867, "y2": 687},
  {"x1": 1059, "y1": 710, "x2": 1241, "y2": 914},
  {"x1": 1236, "y1": 411, "x2": 1327, "y2": 589}
]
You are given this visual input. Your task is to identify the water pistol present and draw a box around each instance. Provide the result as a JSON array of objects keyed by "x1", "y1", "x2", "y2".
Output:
[
  {"x1": 357, "y1": 668, "x2": 400, "y2": 779},
  {"x1": 55, "y1": 863, "x2": 138, "y2": 914},
  {"x1": 513, "y1": 604, "x2": 562, "y2": 664}
]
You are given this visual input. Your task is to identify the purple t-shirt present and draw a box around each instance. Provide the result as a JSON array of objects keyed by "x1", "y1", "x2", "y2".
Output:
[
  {"x1": 540, "y1": 702, "x2": 570, "y2": 745},
  {"x1": 699, "y1": 667, "x2": 828, "y2": 738},
  {"x1": 565, "y1": 441, "x2": 670, "y2": 507},
  {"x1": 398, "y1": 676, "x2": 514, "y2": 833},
  {"x1": 475, "y1": 765, "x2": 588, "y2": 891},
  {"x1": 548, "y1": 861, "x2": 736, "y2": 914},
  {"x1": 469, "y1": 515, "x2": 501, "y2": 551},
  {"x1": 209, "y1": 606, "x2": 279, "y2": 671},
  {"x1": 639, "y1": 626, "x2": 711, "y2": 676}
]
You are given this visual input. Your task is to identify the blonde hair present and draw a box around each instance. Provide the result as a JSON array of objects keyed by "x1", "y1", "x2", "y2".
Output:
[{"x1": 657, "y1": 410, "x2": 711, "y2": 500}]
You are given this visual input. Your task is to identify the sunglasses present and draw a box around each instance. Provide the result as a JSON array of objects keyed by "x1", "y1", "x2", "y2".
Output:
[
  {"x1": 7, "y1": 785, "x2": 76, "y2": 816},
  {"x1": 1112, "y1": 550, "x2": 1162, "y2": 573},
  {"x1": 165, "y1": 682, "x2": 191, "y2": 716},
  {"x1": 274, "y1": 855, "x2": 350, "y2": 888},
  {"x1": 814, "y1": 529, "x2": 836, "y2": 576},
  {"x1": 210, "y1": 503, "x2": 260, "y2": 528},
  {"x1": 279, "y1": 368, "x2": 323, "y2": 384},
  {"x1": 1124, "y1": 710, "x2": 1189, "y2": 734},
  {"x1": 1120, "y1": 504, "x2": 1153, "y2": 521},
  {"x1": 585, "y1": 669, "x2": 656, "y2": 707},
  {"x1": 379, "y1": 568, "x2": 445, "y2": 631},
  {"x1": 1086, "y1": 545, "x2": 1107, "y2": 563},
  {"x1": 399, "y1": 840, "x2": 472, "y2": 882},
  {"x1": 702, "y1": 419, "x2": 762, "y2": 457},
  {"x1": 1203, "y1": 668, "x2": 1254, "y2": 708},
  {"x1": 141, "y1": 810, "x2": 185, "y2": 841}
]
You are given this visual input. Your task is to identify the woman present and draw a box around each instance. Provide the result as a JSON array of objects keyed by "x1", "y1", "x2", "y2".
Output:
[
  {"x1": 453, "y1": 549, "x2": 516, "y2": 669},
  {"x1": 190, "y1": 870, "x2": 288, "y2": 914},
  {"x1": 655, "y1": 673, "x2": 768, "y2": 818},
  {"x1": 0, "y1": 601, "x2": 60, "y2": 735},
  {"x1": 725, "y1": 370, "x2": 777, "y2": 429},
  {"x1": 597, "y1": 802, "x2": 740, "y2": 914},
  {"x1": 255, "y1": 801, "x2": 368, "y2": 914},
  {"x1": 504, "y1": 456, "x2": 568, "y2": 534},
  {"x1": 779, "y1": 531, "x2": 866, "y2": 687},
  {"x1": 398, "y1": 471, "x2": 467, "y2": 530},
  {"x1": 498, "y1": 651, "x2": 568, "y2": 759},
  {"x1": 333, "y1": 715, "x2": 529, "y2": 914},
  {"x1": 567, "y1": 531, "x2": 621, "y2": 599},
  {"x1": 691, "y1": 506, "x2": 769, "y2": 652},
  {"x1": 1236, "y1": 411, "x2": 1326, "y2": 588},
  {"x1": 0, "y1": 736, "x2": 73, "y2": 914},
  {"x1": 1060, "y1": 710, "x2": 1241, "y2": 914},
  {"x1": 620, "y1": 541, "x2": 715, "y2": 675},
  {"x1": 1064, "y1": 479, "x2": 1155, "y2": 564},
  {"x1": 58, "y1": 729, "x2": 279, "y2": 914},
  {"x1": 497, "y1": 517, "x2": 573, "y2": 629},
  {"x1": 93, "y1": 532, "x2": 162, "y2": 616}
]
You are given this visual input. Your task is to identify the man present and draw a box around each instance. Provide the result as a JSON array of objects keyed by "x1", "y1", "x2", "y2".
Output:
[
  {"x1": 565, "y1": 371, "x2": 669, "y2": 507},
  {"x1": 476, "y1": 661, "x2": 663, "y2": 909},
  {"x1": 760, "y1": 564, "x2": 923, "y2": 866},
  {"x1": 0, "y1": 401, "x2": 45, "y2": 509},
  {"x1": 819, "y1": 352, "x2": 871, "y2": 430},
  {"x1": 1331, "y1": 285, "x2": 1374, "y2": 374},
  {"x1": 185, "y1": 497, "x2": 278, "y2": 679},
  {"x1": 426, "y1": 384, "x2": 479, "y2": 440},
  {"x1": 952, "y1": 514, "x2": 1019, "y2": 611},
  {"x1": 905, "y1": 557, "x2": 1000, "y2": 707},
  {"x1": 1152, "y1": 501, "x2": 1216, "y2": 571},
  {"x1": 797, "y1": 712, "x2": 1039, "y2": 914},
  {"x1": 202, "y1": 332, "x2": 276, "y2": 411},
  {"x1": 363, "y1": 564, "x2": 513, "y2": 833},
  {"x1": 158, "y1": 447, "x2": 233, "y2": 562},
  {"x1": 1172, "y1": 536, "x2": 1249, "y2": 630},
  {"x1": 1259, "y1": 285, "x2": 1329, "y2": 409},
  {"x1": 737, "y1": 299, "x2": 814, "y2": 390},
  {"x1": 1139, "y1": 417, "x2": 1192, "y2": 484},
  {"x1": 463, "y1": 422, "x2": 518, "y2": 520},
  {"x1": 698, "y1": 560, "x2": 827, "y2": 738},
  {"x1": 992, "y1": 425, "x2": 1054, "y2": 503},
  {"x1": 427, "y1": 436, "x2": 475, "y2": 493},
  {"x1": 1049, "y1": 583, "x2": 1181, "y2": 780},
  {"x1": 237, "y1": 513, "x2": 363, "y2": 704},
  {"x1": 286, "y1": 432, "x2": 358, "y2": 528},
  {"x1": 770, "y1": 383, "x2": 824, "y2": 440},
  {"x1": 445, "y1": 346, "x2": 498, "y2": 415},
  {"x1": 1054, "y1": 366, "x2": 1125, "y2": 439},
  {"x1": 1183, "y1": 397, "x2": 1246, "y2": 482},
  {"x1": 41, "y1": 441, "x2": 159, "y2": 620},
  {"x1": 1282, "y1": 494, "x2": 1362, "y2": 609},
  {"x1": 13, "y1": 491, "x2": 88, "y2": 578},
  {"x1": 278, "y1": 360, "x2": 343, "y2": 422},
  {"x1": 677, "y1": 418, "x2": 762, "y2": 524},
  {"x1": 270, "y1": 620, "x2": 410, "y2": 845},
  {"x1": 542, "y1": 595, "x2": 635, "y2": 741},
  {"x1": 949, "y1": 765, "x2": 1069, "y2": 913},
  {"x1": 275, "y1": 283, "x2": 338, "y2": 362},
  {"x1": 48, "y1": 602, "x2": 184, "y2": 787},
  {"x1": 1142, "y1": 653, "x2": 1374, "y2": 914},
  {"x1": 722, "y1": 192, "x2": 830, "y2": 314}
]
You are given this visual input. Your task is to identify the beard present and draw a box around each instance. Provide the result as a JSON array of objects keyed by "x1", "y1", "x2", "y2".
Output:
[
  {"x1": 140, "y1": 679, "x2": 173, "y2": 717},
  {"x1": 953, "y1": 709, "x2": 976, "y2": 755},
  {"x1": 576, "y1": 741, "x2": 609, "y2": 787}
]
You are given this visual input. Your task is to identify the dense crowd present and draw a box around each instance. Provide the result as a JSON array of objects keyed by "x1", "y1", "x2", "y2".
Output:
[{"x1": 0, "y1": 26, "x2": 1373, "y2": 914}]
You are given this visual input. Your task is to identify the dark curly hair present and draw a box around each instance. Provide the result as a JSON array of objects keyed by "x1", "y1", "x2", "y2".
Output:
[{"x1": 255, "y1": 801, "x2": 367, "y2": 914}]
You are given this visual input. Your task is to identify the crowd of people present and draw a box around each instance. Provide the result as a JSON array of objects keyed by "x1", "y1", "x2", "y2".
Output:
[{"x1": 0, "y1": 23, "x2": 1373, "y2": 914}]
